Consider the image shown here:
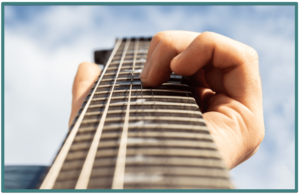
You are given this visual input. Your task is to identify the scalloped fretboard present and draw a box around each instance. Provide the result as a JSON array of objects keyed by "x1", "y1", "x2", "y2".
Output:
[{"x1": 39, "y1": 37, "x2": 233, "y2": 189}]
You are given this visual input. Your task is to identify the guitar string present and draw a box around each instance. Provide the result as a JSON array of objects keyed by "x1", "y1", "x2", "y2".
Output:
[
  {"x1": 39, "y1": 39, "x2": 122, "y2": 189},
  {"x1": 75, "y1": 39, "x2": 130, "y2": 189},
  {"x1": 148, "y1": 38, "x2": 160, "y2": 171},
  {"x1": 141, "y1": 41, "x2": 157, "y2": 183},
  {"x1": 112, "y1": 38, "x2": 139, "y2": 189},
  {"x1": 139, "y1": 45, "x2": 145, "y2": 136},
  {"x1": 134, "y1": 40, "x2": 145, "y2": 182}
]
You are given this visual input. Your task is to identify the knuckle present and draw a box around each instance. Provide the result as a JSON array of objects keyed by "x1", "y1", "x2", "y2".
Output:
[
  {"x1": 195, "y1": 31, "x2": 216, "y2": 50},
  {"x1": 160, "y1": 36, "x2": 172, "y2": 46},
  {"x1": 197, "y1": 31, "x2": 215, "y2": 40},
  {"x1": 152, "y1": 31, "x2": 168, "y2": 43},
  {"x1": 200, "y1": 31, "x2": 213, "y2": 37},
  {"x1": 160, "y1": 36, "x2": 177, "y2": 55}
]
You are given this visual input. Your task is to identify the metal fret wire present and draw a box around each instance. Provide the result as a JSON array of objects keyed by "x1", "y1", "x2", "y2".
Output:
[
  {"x1": 85, "y1": 109, "x2": 202, "y2": 117},
  {"x1": 93, "y1": 88, "x2": 192, "y2": 96},
  {"x1": 74, "y1": 39, "x2": 129, "y2": 189},
  {"x1": 112, "y1": 39, "x2": 139, "y2": 189},
  {"x1": 39, "y1": 39, "x2": 122, "y2": 189}
]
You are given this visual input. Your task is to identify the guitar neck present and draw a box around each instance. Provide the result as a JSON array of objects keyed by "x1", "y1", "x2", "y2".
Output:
[{"x1": 39, "y1": 37, "x2": 233, "y2": 189}]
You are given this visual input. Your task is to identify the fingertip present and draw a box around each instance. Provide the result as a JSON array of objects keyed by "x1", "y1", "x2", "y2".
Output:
[
  {"x1": 78, "y1": 61, "x2": 101, "y2": 73},
  {"x1": 75, "y1": 62, "x2": 101, "y2": 83},
  {"x1": 78, "y1": 61, "x2": 98, "y2": 68},
  {"x1": 140, "y1": 79, "x2": 150, "y2": 88},
  {"x1": 140, "y1": 61, "x2": 151, "y2": 80},
  {"x1": 170, "y1": 52, "x2": 183, "y2": 75},
  {"x1": 140, "y1": 76, "x2": 154, "y2": 88}
]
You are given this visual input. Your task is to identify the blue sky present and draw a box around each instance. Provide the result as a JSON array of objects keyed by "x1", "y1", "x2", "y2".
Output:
[{"x1": 4, "y1": 5, "x2": 295, "y2": 189}]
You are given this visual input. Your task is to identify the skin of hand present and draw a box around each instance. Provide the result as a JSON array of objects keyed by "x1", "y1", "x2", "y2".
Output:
[
  {"x1": 69, "y1": 31, "x2": 265, "y2": 169},
  {"x1": 69, "y1": 62, "x2": 101, "y2": 127},
  {"x1": 140, "y1": 31, "x2": 265, "y2": 169}
]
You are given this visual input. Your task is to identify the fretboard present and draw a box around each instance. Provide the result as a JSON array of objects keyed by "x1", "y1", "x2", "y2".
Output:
[{"x1": 39, "y1": 37, "x2": 233, "y2": 189}]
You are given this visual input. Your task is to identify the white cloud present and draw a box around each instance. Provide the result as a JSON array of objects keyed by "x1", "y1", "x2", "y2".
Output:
[{"x1": 4, "y1": 5, "x2": 295, "y2": 189}]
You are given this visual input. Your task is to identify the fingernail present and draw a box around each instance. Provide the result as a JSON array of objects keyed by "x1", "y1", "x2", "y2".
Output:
[{"x1": 140, "y1": 61, "x2": 151, "y2": 82}]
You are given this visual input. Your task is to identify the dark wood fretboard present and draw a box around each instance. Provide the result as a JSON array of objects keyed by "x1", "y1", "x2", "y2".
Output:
[{"x1": 39, "y1": 37, "x2": 233, "y2": 189}]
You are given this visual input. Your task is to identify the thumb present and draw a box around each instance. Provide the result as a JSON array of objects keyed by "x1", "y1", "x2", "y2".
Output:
[{"x1": 69, "y1": 62, "x2": 101, "y2": 127}]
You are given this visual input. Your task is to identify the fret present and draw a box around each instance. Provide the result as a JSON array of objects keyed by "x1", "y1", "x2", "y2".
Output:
[
  {"x1": 78, "y1": 124, "x2": 210, "y2": 134},
  {"x1": 75, "y1": 130, "x2": 213, "y2": 142},
  {"x1": 105, "y1": 124, "x2": 209, "y2": 132},
  {"x1": 57, "y1": 165, "x2": 228, "y2": 182},
  {"x1": 66, "y1": 148, "x2": 221, "y2": 161},
  {"x1": 61, "y1": 157, "x2": 225, "y2": 172},
  {"x1": 110, "y1": 59, "x2": 146, "y2": 65},
  {"x1": 85, "y1": 109, "x2": 201, "y2": 116},
  {"x1": 92, "y1": 89, "x2": 193, "y2": 98},
  {"x1": 103, "y1": 72, "x2": 182, "y2": 79},
  {"x1": 53, "y1": 181, "x2": 77, "y2": 190},
  {"x1": 89, "y1": 97, "x2": 196, "y2": 106},
  {"x1": 100, "y1": 80, "x2": 183, "y2": 86},
  {"x1": 109, "y1": 63, "x2": 144, "y2": 68},
  {"x1": 81, "y1": 116, "x2": 206, "y2": 125},
  {"x1": 106, "y1": 67, "x2": 142, "y2": 73},
  {"x1": 84, "y1": 109, "x2": 203, "y2": 120},
  {"x1": 91, "y1": 95, "x2": 195, "y2": 102},
  {"x1": 127, "y1": 111, "x2": 201, "y2": 118},
  {"x1": 121, "y1": 177, "x2": 232, "y2": 189},
  {"x1": 70, "y1": 139, "x2": 217, "y2": 152},
  {"x1": 122, "y1": 104, "x2": 199, "y2": 111},
  {"x1": 101, "y1": 74, "x2": 182, "y2": 83},
  {"x1": 115, "y1": 49, "x2": 148, "y2": 55},
  {"x1": 112, "y1": 54, "x2": 147, "y2": 61},
  {"x1": 87, "y1": 101, "x2": 199, "y2": 109},
  {"x1": 124, "y1": 186, "x2": 230, "y2": 189},
  {"x1": 104, "y1": 71, "x2": 140, "y2": 76},
  {"x1": 125, "y1": 166, "x2": 228, "y2": 178},
  {"x1": 96, "y1": 82, "x2": 188, "y2": 88},
  {"x1": 86, "y1": 104, "x2": 200, "y2": 113},
  {"x1": 106, "y1": 65, "x2": 144, "y2": 71},
  {"x1": 129, "y1": 109, "x2": 202, "y2": 115},
  {"x1": 74, "y1": 131, "x2": 213, "y2": 145}
]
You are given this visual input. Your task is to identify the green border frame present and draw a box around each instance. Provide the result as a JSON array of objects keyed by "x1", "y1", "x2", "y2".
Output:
[{"x1": 1, "y1": 2, "x2": 298, "y2": 193}]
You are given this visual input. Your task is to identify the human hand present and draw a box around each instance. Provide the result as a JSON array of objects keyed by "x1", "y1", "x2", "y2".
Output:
[
  {"x1": 69, "y1": 62, "x2": 101, "y2": 127},
  {"x1": 140, "y1": 31, "x2": 265, "y2": 169}
]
